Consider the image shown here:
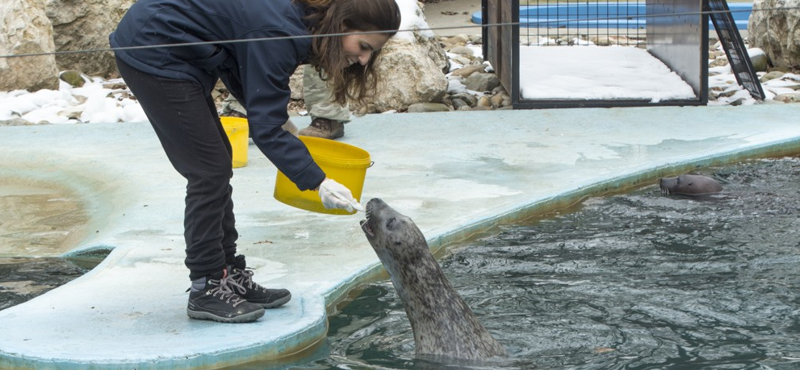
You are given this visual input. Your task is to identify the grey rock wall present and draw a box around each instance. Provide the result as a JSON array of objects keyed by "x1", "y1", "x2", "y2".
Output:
[
  {"x1": 0, "y1": 0, "x2": 59, "y2": 91},
  {"x1": 748, "y1": 0, "x2": 800, "y2": 69},
  {"x1": 45, "y1": 0, "x2": 136, "y2": 78}
]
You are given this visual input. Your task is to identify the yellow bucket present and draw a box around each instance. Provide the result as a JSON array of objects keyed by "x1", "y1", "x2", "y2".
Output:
[
  {"x1": 274, "y1": 136, "x2": 371, "y2": 215},
  {"x1": 221, "y1": 117, "x2": 249, "y2": 168}
]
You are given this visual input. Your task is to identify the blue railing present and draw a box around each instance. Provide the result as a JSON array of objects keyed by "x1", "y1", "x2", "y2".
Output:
[{"x1": 471, "y1": 2, "x2": 752, "y2": 30}]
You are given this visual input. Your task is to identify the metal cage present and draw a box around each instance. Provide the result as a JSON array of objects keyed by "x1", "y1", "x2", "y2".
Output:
[{"x1": 481, "y1": 0, "x2": 710, "y2": 109}]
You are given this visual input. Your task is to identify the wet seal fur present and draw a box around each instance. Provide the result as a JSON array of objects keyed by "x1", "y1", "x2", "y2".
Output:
[
  {"x1": 360, "y1": 198, "x2": 506, "y2": 361},
  {"x1": 659, "y1": 174, "x2": 723, "y2": 196}
]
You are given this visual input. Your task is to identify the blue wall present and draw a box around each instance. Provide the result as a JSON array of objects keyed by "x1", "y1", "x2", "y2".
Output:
[{"x1": 471, "y1": 2, "x2": 752, "y2": 30}]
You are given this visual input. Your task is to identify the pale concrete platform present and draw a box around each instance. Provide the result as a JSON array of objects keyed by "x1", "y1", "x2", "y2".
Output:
[{"x1": 1, "y1": 105, "x2": 800, "y2": 369}]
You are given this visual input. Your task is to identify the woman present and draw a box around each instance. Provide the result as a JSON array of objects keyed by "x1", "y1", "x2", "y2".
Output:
[{"x1": 110, "y1": 0, "x2": 401, "y2": 323}]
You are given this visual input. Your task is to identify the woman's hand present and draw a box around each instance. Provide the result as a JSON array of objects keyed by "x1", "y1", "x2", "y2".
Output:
[{"x1": 318, "y1": 178, "x2": 364, "y2": 212}]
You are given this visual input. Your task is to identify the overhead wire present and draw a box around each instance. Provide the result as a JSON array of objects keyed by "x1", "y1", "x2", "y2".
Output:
[{"x1": 0, "y1": 6, "x2": 795, "y2": 60}]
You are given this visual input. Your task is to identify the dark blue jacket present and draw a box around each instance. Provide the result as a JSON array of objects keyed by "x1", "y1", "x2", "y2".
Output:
[{"x1": 110, "y1": 0, "x2": 325, "y2": 190}]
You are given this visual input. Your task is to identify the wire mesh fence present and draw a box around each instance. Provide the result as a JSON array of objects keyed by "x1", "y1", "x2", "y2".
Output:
[
  {"x1": 481, "y1": 0, "x2": 713, "y2": 108},
  {"x1": 517, "y1": 0, "x2": 648, "y2": 47}
]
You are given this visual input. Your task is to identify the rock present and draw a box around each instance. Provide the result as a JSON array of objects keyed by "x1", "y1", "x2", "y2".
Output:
[
  {"x1": 748, "y1": 48, "x2": 770, "y2": 72},
  {"x1": 59, "y1": 70, "x2": 85, "y2": 87},
  {"x1": 447, "y1": 54, "x2": 473, "y2": 68},
  {"x1": 0, "y1": 117, "x2": 34, "y2": 126},
  {"x1": 356, "y1": 38, "x2": 447, "y2": 112},
  {"x1": 347, "y1": 0, "x2": 447, "y2": 112},
  {"x1": 439, "y1": 35, "x2": 469, "y2": 49},
  {"x1": 489, "y1": 93, "x2": 505, "y2": 108},
  {"x1": 0, "y1": 0, "x2": 59, "y2": 91},
  {"x1": 450, "y1": 64, "x2": 484, "y2": 78},
  {"x1": 448, "y1": 46, "x2": 477, "y2": 58},
  {"x1": 221, "y1": 95, "x2": 247, "y2": 117},
  {"x1": 709, "y1": 57, "x2": 729, "y2": 68},
  {"x1": 102, "y1": 82, "x2": 128, "y2": 91},
  {"x1": 406, "y1": 102, "x2": 450, "y2": 112},
  {"x1": 760, "y1": 71, "x2": 785, "y2": 83},
  {"x1": 290, "y1": 66, "x2": 304, "y2": 100},
  {"x1": 44, "y1": 0, "x2": 136, "y2": 77},
  {"x1": 451, "y1": 98, "x2": 470, "y2": 110},
  {"x1": 774, "y1": 93, "x2": 800, "y2": 103},
  {"x1": 477, "y1": 96, "x2": 491, "y2": 108},
  {"x1": 491, "y1": 85, "x2": 506, "y2": 94},
  {"x1": 748, "y1": 0, "x2": 800, "y2": 69},
  {"x1": 450, "y1": 92, "x2": 477, "y2": 106},
  {"x1": 465, "y1": 72, "x2": 500, "y2": 92},
  {"x1": 709, "y1": 50, "x2": 726, "y2": 58},
  {"x1": 730, "y1": 97, "x2": 746, "y2": 106},
  {"x1": 60, "y1": 106, "x2": 83, "y2": 120}
]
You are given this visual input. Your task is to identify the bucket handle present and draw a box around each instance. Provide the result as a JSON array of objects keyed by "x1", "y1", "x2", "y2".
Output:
[{"x1": 369, "y1": 161, "x2": 375, "y2": 168}]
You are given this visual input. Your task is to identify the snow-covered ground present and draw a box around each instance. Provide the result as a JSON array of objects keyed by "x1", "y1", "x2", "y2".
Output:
[{"x1": 1, "y1": 0, "x2": 797, "y2": 125}]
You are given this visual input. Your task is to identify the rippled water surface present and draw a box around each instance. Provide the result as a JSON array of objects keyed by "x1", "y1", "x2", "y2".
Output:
[
  {"x1": 3, "y1": 158, "x2": 799, "y2": 370},
  {"x1": 288, "y1": 157, "x2": 800, "y2": 370}
]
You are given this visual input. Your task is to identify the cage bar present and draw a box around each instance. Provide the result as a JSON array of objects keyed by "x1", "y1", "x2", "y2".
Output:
[{"x1": 481, "y1": 0, "x2": 710, "y2": 109}]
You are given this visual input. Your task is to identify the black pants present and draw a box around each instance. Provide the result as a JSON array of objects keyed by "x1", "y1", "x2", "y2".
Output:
[{"x1": 116, "y1": 57, "x2": 237, "y2": 280}]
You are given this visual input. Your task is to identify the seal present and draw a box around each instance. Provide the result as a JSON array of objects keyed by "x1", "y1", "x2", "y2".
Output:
[
  {"x1": 360, "y1": 198, "x2": 506, "y2": 361},
  {"x1": 659, "y1": 173, "x2": 723, "y2": 196}
]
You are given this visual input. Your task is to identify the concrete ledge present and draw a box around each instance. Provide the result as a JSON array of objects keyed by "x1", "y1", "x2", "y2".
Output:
[{"x1": 1, "y1": 105, "x2": 799, "y2": 369}]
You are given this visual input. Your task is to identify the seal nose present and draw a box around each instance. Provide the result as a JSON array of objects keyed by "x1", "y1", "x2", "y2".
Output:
[
  {"x1": 658, "y1": 178, "x2": 669, "y2": 194},
  {"x1": 659, "y1": 178, "x2": 674, "y2": 195}
]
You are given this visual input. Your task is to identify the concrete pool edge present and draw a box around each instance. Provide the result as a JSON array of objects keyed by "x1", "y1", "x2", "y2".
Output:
[{"x1": 2, "y1": 105, "x2": 800, "y2": 369}]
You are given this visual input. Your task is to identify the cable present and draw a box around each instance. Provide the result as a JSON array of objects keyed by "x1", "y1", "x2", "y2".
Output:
[{"x1": 0, "y1": 6, "x2": 796, "y2": 60}]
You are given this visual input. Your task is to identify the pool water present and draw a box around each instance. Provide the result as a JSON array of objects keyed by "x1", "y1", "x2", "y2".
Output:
[
  {"x1": 3, "y1": 157, "x2": 798, "y2": 369},
  {"x1": 0, "y1": 257, "x2": 90, "y2": 311},
  {"x1": 290, "y1": 156, "x2": 800, "y2": 370}
]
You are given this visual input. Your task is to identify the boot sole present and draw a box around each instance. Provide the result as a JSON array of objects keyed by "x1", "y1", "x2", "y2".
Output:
[
  {"x1": 187, "y1": 307, "x2": 266, "y2": 323},
  {"x1": 255, "y1": 292, "x2": 292, "y2": 309}
]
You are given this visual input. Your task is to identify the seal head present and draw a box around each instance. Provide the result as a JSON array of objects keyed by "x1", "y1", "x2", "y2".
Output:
[
  {"x1": 659, "y1": 174, "x2": 723, "y2": 196},
  {"x1": 360, "y1": 198, "x2": 506, "y2": 361}
]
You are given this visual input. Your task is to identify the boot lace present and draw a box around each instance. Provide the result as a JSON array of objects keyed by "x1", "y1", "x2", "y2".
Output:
[
  {"x1": 231, "y1": 268, "x2": 263, "y2": 293},
  {"x1": 208, "y1": 274, "x2": 248, "y2": 307}
]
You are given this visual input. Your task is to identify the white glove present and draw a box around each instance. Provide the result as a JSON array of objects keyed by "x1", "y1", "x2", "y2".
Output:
[{"x1": 318, "y1": 178, "x2": 364, "y2": 212}]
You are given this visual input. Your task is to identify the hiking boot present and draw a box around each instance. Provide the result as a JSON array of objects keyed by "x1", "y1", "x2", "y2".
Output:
[
  {"x1": 229, "y1": 255, "x2": 292, "y2": 309},
  {"x1": 187, "y1": 269, "x2": 265, "y2": 323},
  {"x1": 298, "y1": 117, "x2": 344, "y2": 140}
]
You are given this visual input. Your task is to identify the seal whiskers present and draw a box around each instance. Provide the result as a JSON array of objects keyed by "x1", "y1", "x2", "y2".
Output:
[{"x1": 360, "y1": 198, "x2": 506, "y2": 361}]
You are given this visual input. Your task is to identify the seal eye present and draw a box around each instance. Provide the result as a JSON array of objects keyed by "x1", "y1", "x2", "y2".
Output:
[{"x1": 386, "y1": 217, "x2": 396, "y2": 230}]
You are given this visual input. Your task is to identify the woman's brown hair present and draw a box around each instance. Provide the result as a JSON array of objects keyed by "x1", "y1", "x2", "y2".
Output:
[{"x1": 300, "y1": 0, "x2": 401, "y2": 105}]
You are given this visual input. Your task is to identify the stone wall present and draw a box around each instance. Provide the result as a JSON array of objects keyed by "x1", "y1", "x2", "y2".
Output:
[
  {"x1": 748, "y1": 0, "x2": 800, "y2": 69},
  {"x1": 1, "y1": 0, "x2": 448, "y2": 111},
  {"x1": 45, "y1": 0, "x2": 136, "y2": 78},
  {"x1": 0, "y1": 0, "x2": 59, "y2": 91}
]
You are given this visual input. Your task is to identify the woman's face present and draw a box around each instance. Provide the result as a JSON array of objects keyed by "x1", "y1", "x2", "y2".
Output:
[{"x1": 341, "y1": 29, "x2": 391, "y2": 67}]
